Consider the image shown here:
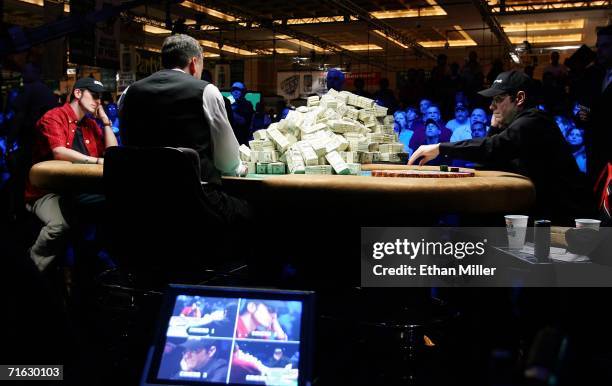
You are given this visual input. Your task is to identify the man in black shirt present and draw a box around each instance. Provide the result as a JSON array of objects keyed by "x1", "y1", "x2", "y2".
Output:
[{"x1": 409, "y1": 70, "x2": 595, "y2": 224}]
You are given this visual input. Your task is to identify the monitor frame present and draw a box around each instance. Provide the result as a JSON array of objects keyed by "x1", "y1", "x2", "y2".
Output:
[
  {"x1": 141, "y1": 284, "x2": 315, "y2": 386},
  {"x1": 220, "y1": 91, "x2": 262, "y2": 110}
]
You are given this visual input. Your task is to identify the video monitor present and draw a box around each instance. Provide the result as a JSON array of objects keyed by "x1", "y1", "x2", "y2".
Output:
[
  {"x1": 220, "y1": 91, "x2": 262, "y2": 110},
  {"x1": 141, "y1": 285, "x2": 315, "y2": 386}
]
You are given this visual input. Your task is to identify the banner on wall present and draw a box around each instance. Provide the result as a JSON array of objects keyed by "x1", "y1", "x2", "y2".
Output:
[
  {"x1": 277, "y1": 71, "x2": 326, "y2": 100},
  {"x1": 95, "y1": 0, "x2": 120, "y2": 69},
  {"x1": 134, "y1": 49, "x2": 162, "y2": 80},
  {"x1": 344, "y1": 71, "x2": 381, "y2": 89}
]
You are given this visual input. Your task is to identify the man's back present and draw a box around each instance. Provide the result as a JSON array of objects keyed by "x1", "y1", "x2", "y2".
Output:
[{"x1": 120, "y1": 69, "x2": 220, "y2": 184}]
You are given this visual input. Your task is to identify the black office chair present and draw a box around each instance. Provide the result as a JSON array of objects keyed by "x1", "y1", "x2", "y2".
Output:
[{"x1": 102, "y1": 146, "x2": 245, "y2": 289}]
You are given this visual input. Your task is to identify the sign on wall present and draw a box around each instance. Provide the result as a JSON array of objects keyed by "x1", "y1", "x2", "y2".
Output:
[
  {"x1": 277, "y1": 71, "x2": 326, "y2": 100},
  {"x1": 95, "y1": 0, "x2": 120, "y2": 69}
]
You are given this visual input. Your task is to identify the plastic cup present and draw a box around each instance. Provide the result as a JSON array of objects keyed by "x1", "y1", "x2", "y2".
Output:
[
  {"x1": 574, "y1": 218, "x2": 601, "y2": 230},
  {"x1": 505, "y1": 215, "x2": 529, "y2": 250}
]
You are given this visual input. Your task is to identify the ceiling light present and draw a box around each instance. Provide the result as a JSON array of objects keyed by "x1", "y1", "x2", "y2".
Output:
[
  {"x1": 372, "y1": 30, "x2": 409, "y2": 49},
  {"x1": 199, "y1": 40, "x2": 257, "y2": 56},
  {"x1": 502, "y1": 20, "x2": 584, "y2": 33},
  {"x1": 144, "y1": 25, "x2": 171, "y2": 34},
  {"x1": 341, "y1": 44, "x2": 383, "y2": 51},
  {"x1": 276, "y1": 34, "x2": 327, "y2": 52},
  {"x1": 509, "y1": 34, "x2": 582, "y2": 44},
  {"x1": 418, "y1": 26, "x2": 477, "y2": 47},
  {"x1": 181, "y1": 1, "x2": 236, "y2": 22}
]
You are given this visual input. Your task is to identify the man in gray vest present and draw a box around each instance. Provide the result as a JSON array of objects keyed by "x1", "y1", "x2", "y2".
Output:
[{"x1": 119, "y1": 34, "x2": 251, "y2": 225}]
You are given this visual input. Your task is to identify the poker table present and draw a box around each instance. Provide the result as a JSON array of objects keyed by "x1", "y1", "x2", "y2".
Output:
[{"x1": 29, "y1": 160, "x2": 535, "y2": 217}]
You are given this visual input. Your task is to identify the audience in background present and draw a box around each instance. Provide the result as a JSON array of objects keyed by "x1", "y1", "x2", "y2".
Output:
[
  {"x1": 447, "y1": 102, "x2": 471, "y2": 142},
  {"x1": 230, "y1": 82, "x2": 254, "y2": 146},
  {"x1": 565, "y1": 127, "x2": 587, "y2": 173},
  {"x1": 250, "y1": 102, "x2": 272, "y2": 135}
]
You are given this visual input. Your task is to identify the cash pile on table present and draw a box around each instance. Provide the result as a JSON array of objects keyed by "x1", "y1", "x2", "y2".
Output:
[{"x1": 239, "y1": 89, "x2": 407, "y2": 175}]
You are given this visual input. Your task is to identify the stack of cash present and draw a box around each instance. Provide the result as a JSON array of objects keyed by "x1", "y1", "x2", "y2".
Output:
[{"x1": 241, "y1": 89, "x2": 405, "y2": 174}]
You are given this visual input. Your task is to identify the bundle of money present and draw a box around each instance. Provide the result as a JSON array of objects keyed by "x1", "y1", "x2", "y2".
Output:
[
  {"x1": 253, "y1": 129, "x2": 268, "y2": 140},
  {"x1": 346, "y1": 163, "x2": 362, "y2": 175},
  {"x1": 239, "y1": 144, "x2": 252, "y2": 162},
  {"x1": 256, "y1": 163, "x2": 268, "y2": 174},
  {"x1": 305, "y1": 165, "x2": 333, "y2": 175},
  {"x1": 247, "y1": 162, "x2": 257, "y2": 174},
  {"x1": 297, "y1": 142, "x2": 319, "y2": 166},
  {"x1": 267, "y1": 162, "x2": 286, "y2": 174},
  {"x1": 326, "y1": 151, "x2": 351, "y2": 175},
  {"x1": 307, "y1": 95, "x2": 320, "y2": 107},
  {"x1": 374, "y1": 105, "x2": 388, "y2": 117},
  {"x1": 379, "y1": 143, "x2": 405, "y2": 153}
]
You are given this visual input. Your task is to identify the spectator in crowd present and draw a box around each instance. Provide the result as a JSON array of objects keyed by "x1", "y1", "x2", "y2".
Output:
[
  {"x1": 543, "y1": 51, "x2": 568, "y2": 85},
  {"x1": 542, "y1": 71, "x2": 569, "y2": 115},
  {"x1": 555, "y1": 115, "x2": 574, "y2": 136},
  {"x1": 425, "y1": 104, "x2": 444, "y2": 127},
  {"x1": 461, "y1": 51, "x2": 484, "y2": 106},
  {"x1": 326, "y1": 68, "x2": 345, "y2": 92},
  {"x1": 250, "y1": 102, "x2": 272, "y2": 134},
  {"x1": 470, "y1": 121, "x2": 487, "y2": 139},
  {"x1": 374, "y1": 78, "x2": 398, "y2": 113},
  {"x1": 26, "y1": 77, "x2": 117, "y2": 272},
  {"x1": 566, "y1": 127, "x2": 587, "y2": 173},
  {"x1": 419, "y1": 99, "x2": 432, "y2": 124},
  {"x1": 352, "y1": 77, "x2": 372, "y2": 98},
  {"x1": 470, "y1": 108, "x2": 488, "y2": 126},
  {"x1": 409, "y1": 118, "x2": 444, "y2": 165},
  {"x1": 104, "y1": 102, "x2": 120, "y2": 136},
  {"x1": 410, "y1": 104, "x2": 451, "y2": 148},
  {"x1": 230, "y1": 82, "x2": 254, "y2": 145},
  {"x1": 524, "y1": 64, "x2": 543, "y2": 105},
  {"x1": 6, "y1": 63, "x2": 57, "y2": 220},
  {"x1": 394, "y1": 110, "x2": 413, "y2": 155},
  {"x1": 486, "y1": 59, "x2": 504, "y2": 86},
  {"x1": 447, "y1": 102, "x2": 472, "y2": 142}
]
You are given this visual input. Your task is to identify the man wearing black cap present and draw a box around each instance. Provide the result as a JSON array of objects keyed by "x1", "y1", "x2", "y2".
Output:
[
  {"x1": 25, "y1": 78, "x2": 118, "y2": 271},
  {"x1": 409, "y1": 70, "x2": 594, "y2": 224},
  {"x1": 175, "y1": 338, "x2": 228, "y2": 382}
]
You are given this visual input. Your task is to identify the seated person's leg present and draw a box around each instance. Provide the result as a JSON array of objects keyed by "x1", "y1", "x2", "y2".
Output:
[{"x1": 28, "y1": 193, "x2": 70, "y2": 272}]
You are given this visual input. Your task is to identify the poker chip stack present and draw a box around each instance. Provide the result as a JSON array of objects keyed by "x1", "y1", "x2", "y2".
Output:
[{"x1": 243, "y1": 89, "x2": 406, "y2": 175}]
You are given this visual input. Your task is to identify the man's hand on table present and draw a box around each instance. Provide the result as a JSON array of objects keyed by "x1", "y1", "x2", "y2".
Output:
[{"x1": 408, "y1": 144, "x2": 440, "y2": 166}]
